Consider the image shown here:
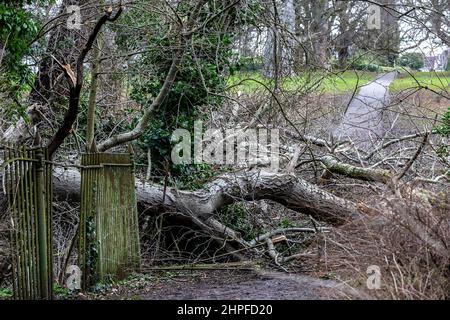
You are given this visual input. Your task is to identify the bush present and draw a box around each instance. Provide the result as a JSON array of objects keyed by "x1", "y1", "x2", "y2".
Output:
[
  {"x1": 233, "y1": 56, "x2": 263, "y2": 73},
  {"x1": 118, "y1": 2, "x2": 236, "y2": 179},
  {"x1": 218, "y1": 203, "x2": 256, "y2": 240},
  {"x1": 0, "y1": 287, "x2": 12, "y2": 299},
  {"x1": 351, "y1": 62, "x2": 381, "y2": 72},
  {"x1": 317, "y1": 197, "x2": 450, "y2": 299},
  {"x1": 434, "y1": 107, "x2": 450, "y2": 137},
  {"x1": 397, "y1": 52, "x2": 424, "y2": 70}
]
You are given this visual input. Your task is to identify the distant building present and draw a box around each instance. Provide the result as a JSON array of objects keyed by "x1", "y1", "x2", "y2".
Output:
[{"x1": 423, "y1": 49, "x2": 449, "y2": 71}]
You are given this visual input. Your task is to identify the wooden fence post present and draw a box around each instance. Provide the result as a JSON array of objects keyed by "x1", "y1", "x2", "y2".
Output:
[
  {"x1": 35, "y1": 148, "x2": 50, "y2": 299},
  {"x1": 4, "y1": 146, "x2": 53, "y2": 299},
  {"x1": 79, "y1": 152, "x2": 140, "y2": 289}
]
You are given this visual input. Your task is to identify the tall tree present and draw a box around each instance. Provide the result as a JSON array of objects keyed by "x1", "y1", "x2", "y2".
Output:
[
  {"x1": 333, "y1": 0, "x2": 366, "y2": 68},
  {"x1": 365, "y1": 0, "x2": 401, "y2": 65},
  {"x1": 2, "y1": 0, "x2": 90, "y2": 144}
]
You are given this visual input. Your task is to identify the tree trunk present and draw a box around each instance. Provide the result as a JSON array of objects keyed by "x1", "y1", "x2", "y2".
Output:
[
  {"x1": 0, "y1": 165, "x2": 362, "y2": 225},
  {"x1": 1, "y1": 0, "x2": 90, "y2": 145},
  {"x1": 300, "y1": 0, "x2": 330, "y2": 69}
]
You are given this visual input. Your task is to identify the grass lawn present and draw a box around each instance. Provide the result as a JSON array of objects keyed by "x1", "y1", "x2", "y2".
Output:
[
  {"x1": 228, "y1": 70, "x2": 450, "y2": 94},
  {"x1": 227, "y1": 71, "x2": 375, "y2": 94},
  {"x1": 391, "y1": 71, "x2": 450, "y2": 92}
]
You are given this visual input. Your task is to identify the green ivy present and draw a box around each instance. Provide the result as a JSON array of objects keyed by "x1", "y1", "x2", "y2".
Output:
[
  {"x1": 0, "y1": 2, "x2": 50, "y2": 117},
  {"x1": 434, "y1": 107, "x2": 450, "y2": 137},
  {"x1": 0, "y1": 4, "x2": 38, "y2": 78},
  {"x1": 117, "y1": 1, "x2": 239, "y2": 182},
  {"x1": 218, "y1": 203, "x2": 257, "y2": 240},
  {"x1": 0, "y1": 287, "x2": 12, "y2": 299}
]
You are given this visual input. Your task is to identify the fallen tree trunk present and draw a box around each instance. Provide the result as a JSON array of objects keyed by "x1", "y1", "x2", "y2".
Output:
[
  {"x1": 136, "y1": 170, "x2": 362, "y2": 224},
  {"x1": 319, "y1": 156, "x2": 392, "y2": 183},
  {"x1": 0, "y1": 165, "x2": 362, "y2": 225}
]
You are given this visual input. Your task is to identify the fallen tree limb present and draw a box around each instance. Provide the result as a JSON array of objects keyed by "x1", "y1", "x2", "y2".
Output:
[
  {"x1": 319, "y1": 156, "x2": 392, "y2": 183},
  {"x1": 249, "y1": 227, "x2": 329, "y2": 246},
  {"x1": 393, "y1": 132, "x2": 429, "y2": 183},
  {"x1": 135, "y1": 170, "x2": 362, "y2": 224},
  {"x1": 265, "y1": 238, "x2": 316, "y2": 264},
  {"x1": 363, "y1": 131, "x2": 430, "y2": 160},
  {"x1": 280, "y1": 128, "x2": 330, "y2": 148},
  {"x1": 0, "y1": 166, "x2": 363, "y2": 225}
]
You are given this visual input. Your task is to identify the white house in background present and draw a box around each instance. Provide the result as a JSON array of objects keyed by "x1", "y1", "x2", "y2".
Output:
[{"x1": 422, "y1": 49, "x2": 449, "y2": 71}]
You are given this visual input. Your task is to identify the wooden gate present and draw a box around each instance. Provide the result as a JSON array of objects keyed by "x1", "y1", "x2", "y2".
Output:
[
  {"x1": 2, "y1": 146, "x2": 53, "y2": 300},
  {"x1": 79, "y1": 153, "x2": 140, "y2": 289}
]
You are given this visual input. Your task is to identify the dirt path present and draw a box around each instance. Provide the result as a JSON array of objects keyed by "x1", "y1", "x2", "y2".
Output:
[
  {"x1": 97, "y1": 270, "x2": 366, "y2": 300},
  {"x1": 335, "y1": 71, "x2": 397, "y2": 149}
]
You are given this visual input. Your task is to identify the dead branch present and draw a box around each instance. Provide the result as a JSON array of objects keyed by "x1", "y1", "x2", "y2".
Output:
[
  {"x1": 47, "y1": 6, "x2": 123, "y2": 157},
  {"x1": 319, "y1": 156, "x2": 393, "y2": 183}
]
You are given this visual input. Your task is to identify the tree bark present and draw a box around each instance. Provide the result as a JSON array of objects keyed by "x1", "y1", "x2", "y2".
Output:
[
  {"x1": 319, "y1": 156, "x2": 392, "y2": 183},
  {"x1": 86, "y1": 36, "x2": 101, "y2": 151},
  {"x1": 0, "y1": 165, "x2": 362, "y2": 225}
]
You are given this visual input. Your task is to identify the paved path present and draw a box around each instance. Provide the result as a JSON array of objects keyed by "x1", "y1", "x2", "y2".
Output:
[{"x1": 335, "y1": 71, "x2": 397, "y2": 149}]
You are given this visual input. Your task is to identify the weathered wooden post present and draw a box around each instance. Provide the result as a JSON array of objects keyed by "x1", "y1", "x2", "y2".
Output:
[
  {"x1": 79, "y1": 152, "x2": 141, "y2": 290},
  {"x1": 3, "y1": 146, "x2": 53, "y2": 300},
  {"x1": 35, "y1": 148, "x2": 50, "y2": 299}
]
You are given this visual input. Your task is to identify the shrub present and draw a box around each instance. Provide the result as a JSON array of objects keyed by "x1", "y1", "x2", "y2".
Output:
[
  {"x1": 434, "y1": 107, "x2": 450, "y2": 137},
  {"x1": 397, "y1": 52, "x2": 424, "y2": 70},
  {"x1": 351, "y1": 62, "x2": 381, "y2": 72}
]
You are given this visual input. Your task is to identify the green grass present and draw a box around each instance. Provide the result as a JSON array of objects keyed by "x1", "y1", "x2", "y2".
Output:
[
  {"x1": 227, "y1": 71, "x2": 375, "y2": 94},
  {"x1": 391, "y1": 71, "x2": 450, "y2": 92},
  {"x1": 228, "y1": 70, "x2": 450, "y2": 94}
]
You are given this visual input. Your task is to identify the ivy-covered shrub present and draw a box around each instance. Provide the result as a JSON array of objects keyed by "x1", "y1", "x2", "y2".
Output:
[
  {"x1": 397, "y1": 52, "x2": 424, "y2": 70},
  {"x1": 0, "y1": 3, "x2": 38, "y2": 73},
  {"x1": 351, "y1": 61, "x2": 381, "y2": 72},
  {"x1": 0, "y1": 2, "x2": 41, "y2": 117},
  {"x1": 116, "y1": 1, "x2": 239, "y2": 183},
  {"x1": 435, "y1": 107, "x2": 450, "y2": 137},
  {"x1": 434, "y1": 107, "x2": 450, "y2": 159},
  {"x1": 349, "y1": 52, "x2": 384, "y2": 72}
]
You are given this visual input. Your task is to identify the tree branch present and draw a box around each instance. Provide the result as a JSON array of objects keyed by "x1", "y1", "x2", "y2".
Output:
[
  {"x1": 319, "y1": 155, "x2": 393, "y2": 183},
  {"x1": 47, "y1": 6, "x2": 123, "y2": 157}
]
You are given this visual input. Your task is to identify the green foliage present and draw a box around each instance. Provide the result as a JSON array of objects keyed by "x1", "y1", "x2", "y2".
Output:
[
  {"x1": 433, "y1": 108, "x2": 450, "y2": 160},
  {"x1": 218, "y1": 203, "x2": 256, "y2": 240},
  {"x1": 349, "y1": 53, "x2": 385, "y2": 72},
  {"x1": 279, "y1": 217, "x2": 295, "y2": 229},
  {"x1": 91, "y1": 281, "x2": 113, "y2": 294},
  {"x1": 233, "y1": 56, "x2": 263, "y2": 73},
  {"x1": 129, "y1": 46, "x2": 229, "y2": 170},
  {"x1": 171, "y1": 163, "x2": 217, "y2": 190},
  {"x1": 397, "y1": 52, "x2": 424, "y2": 70},
  {"x1": 435, "y1": 144, "x2": 449, "y2": 159},
  {"x1": 0, "y1": 4, "x2": 37, "y2": 62},
  {"x1": 0, "y1": 4, "x2": 38, "y2": 78},
  {"x1": 53, "y1": 283, "x2": 75, "y2": 299},
  {"x1": 0, "y1": 2, "x2": 47, "y2": 118},
  {"x1": 435, "y1": 107, "x2": 450, "y2": 137},
  {"x1": 351, "y1": 61, "x2": 381, "y2": 72},
  {"x1": 0, "y1": 287, "x2": 12, "y2": 299},
  {"x1": 118, "y1": 1, "x2": 237, "y2": 179}
]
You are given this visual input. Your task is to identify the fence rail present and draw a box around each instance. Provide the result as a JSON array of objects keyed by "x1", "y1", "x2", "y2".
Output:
[{"x1": 3, "y1": 146, "x2": 53, "y2": 300}]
